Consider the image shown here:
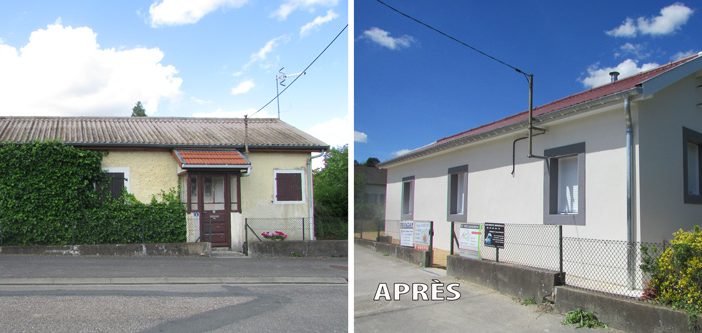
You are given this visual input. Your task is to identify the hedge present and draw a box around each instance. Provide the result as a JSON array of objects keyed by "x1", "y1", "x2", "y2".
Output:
[{"x1": 0, "y1": 141, "x2": 185, "y2": 245}]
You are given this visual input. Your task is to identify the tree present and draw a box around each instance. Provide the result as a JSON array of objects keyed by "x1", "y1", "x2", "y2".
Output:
[
  {"x1": 131, "y1": 101, "x2": 147, "y2": 117},
  {"x1": 364, "y1": 157, "x2": 380, "y2": 167},
  {"x1": 313, "y1": 146, "x2": 348, "y2": 239}
]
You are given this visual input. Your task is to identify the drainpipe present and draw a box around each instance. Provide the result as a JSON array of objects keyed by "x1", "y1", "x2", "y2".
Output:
[
  {"x1": 307, "y1": 150, "x2": 326, "y2": 240},
  {"x1": 625, "y1": 96, "x2": 636, "y2": 289}
]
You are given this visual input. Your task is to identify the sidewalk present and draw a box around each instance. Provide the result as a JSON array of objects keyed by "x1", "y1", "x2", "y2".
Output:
[{"x1": 354, "y1": 243, "x2": 619, "y2": 333}]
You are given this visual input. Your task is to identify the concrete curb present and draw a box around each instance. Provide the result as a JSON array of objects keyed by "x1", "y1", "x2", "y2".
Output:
[
  {"x1": 249, "y1": 240, "x2": 347, "y2": 258},
  {"x1": 0, "y1": 276, "x2": 348, "y2": 285},
  {"x1": 0, "y1": 242, "x2": 211, "y2": 256}
]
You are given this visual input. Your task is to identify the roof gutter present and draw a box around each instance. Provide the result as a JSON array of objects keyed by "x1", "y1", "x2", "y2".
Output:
[{"x1": 379, "y1": 87, "x2": 643, "y2": 169}]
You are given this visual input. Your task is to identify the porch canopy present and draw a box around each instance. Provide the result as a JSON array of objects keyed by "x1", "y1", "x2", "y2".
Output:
[{"x1": 173, "y1": 149, "x2": 251, "y2": 170}]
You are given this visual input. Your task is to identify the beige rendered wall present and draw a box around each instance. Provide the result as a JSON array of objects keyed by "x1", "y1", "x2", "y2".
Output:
[
  {"x1": 637, "y1": 73, "x2": 702, "y2": 242},
  {"x1": 385, "y1": 104, "x2": 630, "y2": 254},
  {"x1": 101, "y1": 150, "x2": 180, "y2": 203},
  {"x1": 240, "y1": 152, "x2": 310, "y2": 219}
]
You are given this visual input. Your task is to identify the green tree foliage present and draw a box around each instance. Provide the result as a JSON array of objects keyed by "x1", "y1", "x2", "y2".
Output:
[
  {"x1": 131, "y1": 101, "x2": 147, "y2": 117},
  {"x1": 313, "y1": 145, "x2": 348, "y2": 239},
  {"x1": 0, "y1": 142, "x2": 185, "y2": 245}
]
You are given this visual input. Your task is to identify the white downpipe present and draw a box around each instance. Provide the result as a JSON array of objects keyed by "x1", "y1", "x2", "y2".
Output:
[{"x1": 307, "y1": 150, "x2": 326, "y2": 240}]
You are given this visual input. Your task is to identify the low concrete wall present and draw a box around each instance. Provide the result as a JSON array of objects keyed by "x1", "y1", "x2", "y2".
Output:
[
  {"x1": 249, "y1": 240, "x2": 347, "y2": 257},
  {"x1": 354, "y1": 238, "x2": 430, "y2": 267},
  {"x1": 447, "y1": 255, "x2": 565, "y2": 301},
  {"x1": 555, "y1": 286, "x2": 692, "y2": 333},
  {"x1": 0, "y1": 242, "x2": 211, "y2": 256}
]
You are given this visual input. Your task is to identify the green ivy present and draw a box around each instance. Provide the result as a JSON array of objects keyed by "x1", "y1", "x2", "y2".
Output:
[{"x1": 0, "y1": 141, "x2": 185, "y2": 245}]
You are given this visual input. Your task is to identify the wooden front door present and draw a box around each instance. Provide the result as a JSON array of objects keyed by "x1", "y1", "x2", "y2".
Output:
[{"x1": 198, "y1": 174, "x2": 230, "y2": 247}]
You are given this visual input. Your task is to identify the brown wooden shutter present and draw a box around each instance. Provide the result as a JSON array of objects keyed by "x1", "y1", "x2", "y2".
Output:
[
  {"x1": 276, "y1": 173, "x2": 302, "y2": 201},
  {"x1": 107, "y1": 172, "x2": 125, "y2": 199}
]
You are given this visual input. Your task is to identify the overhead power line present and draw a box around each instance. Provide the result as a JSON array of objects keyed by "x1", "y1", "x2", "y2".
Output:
[
  {"x1": 376, "y1": 0, "x2": 530, "y2": 77},
  {"x1": 249, "y1": 24, "x2": 348, "y2": 117}
]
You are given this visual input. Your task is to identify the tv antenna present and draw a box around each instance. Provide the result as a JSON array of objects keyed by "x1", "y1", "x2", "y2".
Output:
[{"x1": 276, "y1": 67, "x2": 306, "y2": 119}]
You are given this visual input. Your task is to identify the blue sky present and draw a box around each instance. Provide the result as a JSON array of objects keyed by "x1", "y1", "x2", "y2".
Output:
[
  {"x1": 0, "y1": 0, "x2": 348, "y2": 149},
  {"x1": 354, "y1": 0, "x2": 700, "y2": 162}
]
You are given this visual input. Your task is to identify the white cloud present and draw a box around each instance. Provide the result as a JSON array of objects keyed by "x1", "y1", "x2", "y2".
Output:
[
  {"x1": 305, "y1": 112, "x2": 350, "y2": 148},
  {"x1": 615, "y1": 42, "x2": 650, "y2": 59},
  {"x1": 362, "y1": 27, "x2": 415, "y2": 50},
  {"x1": 230, "y1": 79, "x2": 255, "y2": 95},
  {"x1": 272, "y1": 0, "x2": 338, "y2": 20},
  {"x1": 300, "y1": 10, "x2": 338, "y2": 36},
  {"x1": 606, "y1": 3, "x2": 693, "y2": 37},
  {"x1": 0, "y1": 23, "x2": 182, "y2": 117},
  {"x1": 580, "y1": 59, "x2": 659, "y2": 88},
  {"x1": 149, "y1": 0, "x2": 247, "y2": 27},
  {"x1": 671, "y1": 49, "x2": 698, "y2": 61},
  {"x1": 243, "y1": 35, "x2": 289, "y2": 70},
  {"x1": 354, "y1": 131, "x2": 367, "y2": 143},
  {"x1": 392, "y1": 149, "x2": 412, "y2": 157},
  {"x1": 192, "y1": 107, "x2": 273, "y2": 118}
]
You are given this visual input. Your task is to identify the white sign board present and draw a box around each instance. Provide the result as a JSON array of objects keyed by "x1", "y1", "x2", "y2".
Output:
[
  {"x1": 400, "y1": 221, "x2": 414, "y2": 247},
  {"x1": 458, "y1": 223, "x2": 481, "y2": 259},
  {"x1": 413, "y1": 222, "x2": 431, "y2": 246}
]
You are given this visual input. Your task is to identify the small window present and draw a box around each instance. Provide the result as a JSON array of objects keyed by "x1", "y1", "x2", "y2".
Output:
[
  {"x1": 274, "y1": 170, "x2": 304, "y2": 203},
  {"x1": 203, "y1": 175, "x2": 225, "y2": 211},
  {"x1": 190, "y1": 175, "x2": 198, "y2": 211},
  {"x1": 544, "y1": 143, "x2": 586, "y2": 225},
  {"x1": 447, "y1": 165, "x2": 468, "y2": 222},
  {"x1": 179, "y1": 174, "x2": 187, "y2": 208},
  {"x1": 401, "y1": 176, "x2": 414, "y2": 220},
  {"x1": 683, "y1": 127, "x2": 702, "y2": 203},
  {"x1": 106, "y1": 172, "x2": 125, "y2": 199}
]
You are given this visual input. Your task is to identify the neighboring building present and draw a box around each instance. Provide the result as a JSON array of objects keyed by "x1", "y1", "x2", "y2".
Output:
[
  {"x1": 0, "y1": 117, "x2": 328, "y2": 250},
  {"x1": 379, "y1": 53, "x2": 702, "y2": 261},
  {"x1": 355, "y1": 164, "x2": 387, "y2": 207}
]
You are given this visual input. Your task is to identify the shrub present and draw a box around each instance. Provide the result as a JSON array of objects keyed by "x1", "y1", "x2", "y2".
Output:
[
  {"x1": 0, "y1": 142, "x2": 185, "y2": 245},
  {"x1": 641, "y1": 226, "x2": 702, "y2": 314}
]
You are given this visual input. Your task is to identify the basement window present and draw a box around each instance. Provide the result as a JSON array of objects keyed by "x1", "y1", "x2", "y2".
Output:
[
  {"x1": 683, "y1": 127, "x2": 702, "y2": 204},
  {"x1": 544, "y1": 142, "x2": 586, "y2": 225},
  {"x1": 447, "y1": 165, "x2": 468, "y2": 222},
  {"x1": 401, "y1": 176, "x2": 414, "y2": 220}
]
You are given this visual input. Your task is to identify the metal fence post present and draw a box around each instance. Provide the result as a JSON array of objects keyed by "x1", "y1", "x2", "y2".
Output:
[
  {"x1": 377, "y1": 219, "x2": 381, "y2": 241},
  {"x1": 496, "y1": 247, "x2": 500, "y2": 263},
  {"x1": 450, "y1": 222, "x2": 455, "y2": 255},
  {"x1": 141, "y1": 219, "x2": 145, "y2": 244},
  {"x1": 244, "y1": 218, "x2": 248, "y2": 255},
  {"x1": 302, "y1": 217, "x2": 305, "y2": 241},
  {"x1": 558, "y1": 225, "x2": 563, "y2": 273},
  {"x1": 428, "y1": 221, "x2": 434, "y2": 267}
]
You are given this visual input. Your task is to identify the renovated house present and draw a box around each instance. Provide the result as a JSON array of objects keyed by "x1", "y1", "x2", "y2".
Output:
[
  {"x1": 0, "y1": 117, "x2": 328, "y2": 250},
  {"x1": 379, "y1": 53, "x2": 702, "y2": 267}
]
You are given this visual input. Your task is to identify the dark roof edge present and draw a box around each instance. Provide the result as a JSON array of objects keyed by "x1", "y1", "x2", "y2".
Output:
[{"x1": 379, "y1": 88, "x2": 640, "y2": 168}]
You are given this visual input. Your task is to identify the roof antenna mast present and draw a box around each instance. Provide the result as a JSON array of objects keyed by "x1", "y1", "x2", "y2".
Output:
[{"x1": 276, "y1": 67, "x2": 306, "y2": 120}]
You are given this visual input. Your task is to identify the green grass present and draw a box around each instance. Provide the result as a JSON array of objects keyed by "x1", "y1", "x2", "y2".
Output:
[
  {"x1": 562, "y1": 309, "x2": 607, "y2": 329},
  {"x1": 521, "y1": 297, "x2": 537, "y2": 306}
]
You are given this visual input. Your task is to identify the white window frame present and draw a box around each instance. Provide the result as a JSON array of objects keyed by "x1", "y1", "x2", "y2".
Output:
[
  {"x1": 401, "y1": 176, "x2": 414, "y2": 220},
  {"x1": 273, "y1": 169, "x2": 306, "y2": 204},
  {"x1": 103, "y1": 167, "x2": 131, "y2": 193},
  {"x1": 447, "y1": 165, "x2": 468, "y2": 222},
  {"x1": 683, "y1": 127, "x2": 702, "y2": 204},
  {"x1": 543, "y1": 143, "x2": 586, "y2": 225}
]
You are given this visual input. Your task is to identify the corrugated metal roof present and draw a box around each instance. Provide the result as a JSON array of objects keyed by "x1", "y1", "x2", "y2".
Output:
[
  {"x1": 173, "y1": 149, "x2": 250, "y2": 167},
  {"x1": 380, "y1": 53, "x2": 701, "y2": 167},
  {"x1": 0, "y1": 117, "x2": 328, "y2": 149}
]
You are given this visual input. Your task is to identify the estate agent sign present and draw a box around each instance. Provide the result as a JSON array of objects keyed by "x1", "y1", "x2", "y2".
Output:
[{"x1": 483, "y1": 223, "x2": 505, "y2": 249}]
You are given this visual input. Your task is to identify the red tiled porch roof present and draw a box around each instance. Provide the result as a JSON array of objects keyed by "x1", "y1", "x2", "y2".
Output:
[{"x1": 173, "y1": 149, "x2": 250, "y2": 168}]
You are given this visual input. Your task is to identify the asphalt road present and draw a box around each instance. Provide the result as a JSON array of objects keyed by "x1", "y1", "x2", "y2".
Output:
[
  {"x1": 0, "y1": 255, "x2": 348, "y2": 332},
  {"x1": 354, "y1": 244, "x2": 620, "y2": 333}
]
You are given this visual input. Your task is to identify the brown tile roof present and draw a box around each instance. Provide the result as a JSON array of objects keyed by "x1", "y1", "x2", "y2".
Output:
[
  {"x1": 173, "y1": 149, "x2": 250, "y2": 168},
  {"x1": 381, "y1": 53, "x2": 701, "y2": 167},
  {"x1": 0, "y1": 117, "x2": 327, "y2": 150}
]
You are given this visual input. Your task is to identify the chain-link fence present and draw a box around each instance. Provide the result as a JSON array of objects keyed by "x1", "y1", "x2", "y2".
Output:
[
  {"x1": 563, "y1": 238, "x2": 665, "y2": 298},
  {"x1": 243, "y1": 217, "x2": 306, "y2": 255},
  {"x1": 354, "y1": 218, "x2": 383, "y2": 241}
]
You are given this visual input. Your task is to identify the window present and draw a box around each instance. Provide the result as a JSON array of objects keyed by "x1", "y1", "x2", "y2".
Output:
[
  {"x1": 683, "y1": 127, "x2": 702, "y2": 203},
  {"x1": 179, "y1": 174, "x2": 187, "y2": 208},
  {"x1": 230, "y1": 175, "x2": 240, "y2": 211},
  {"x1": 544, "y1": 142, "x2": 586, "y2": 225},
  {"x1": 103, "y1": 167, "x2": 130, "y2": 199},
  {"x1": 401, "y1": 176, "x2": 414, "y2": 220},
  {"x1": 203, "y1": 175, "x2": 225, "y2": 211},
  {"x1": 274, "y1": 170, "x2": 304, "y2": 203},
  {"x1": 447, "y1": 165, "x2": 468, "y2": 221},
  {"x1": 190, "y1": 175, "x2": 198, "y2": 211}
]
